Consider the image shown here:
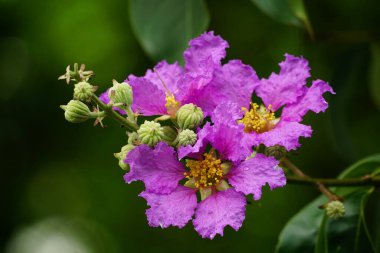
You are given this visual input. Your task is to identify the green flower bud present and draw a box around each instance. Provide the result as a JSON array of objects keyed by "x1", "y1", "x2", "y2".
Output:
[
  {"x1": 137, "y1": 121, "x2": 164, "y2": 147},
  {"x1": 265, "y1": 145, "x2": 287, "y2": 159},
  {"x1": 176, "y1": 103, "x2": 204, "y2": 130},
  {"x1": 60, "y1": 100, "x2": 91, "y2": 123},
  {"x1": 114, "y1": 144, "x2": 135, "y2": 170},
  {"x1": 73, "y1": 81, "x2": 95, "y2": 102},
  {"x1": 326, "y1": 200, "x2": 345, "y2": 219},
  {"x1": 178, "y1": 129, "x2": 197, "y2": 146},
  {"x1": 108, "y1": 79, "x2": 133, "y2": 108}
]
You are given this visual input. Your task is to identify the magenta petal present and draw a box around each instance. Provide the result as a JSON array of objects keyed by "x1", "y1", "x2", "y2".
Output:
[
  {"x1": 184, "y1": 31, "x2": 229, "y2": 73},
  {"x1": 128, "y1": 76, "x2": 167, "y2": 116},
  {"x1": 178, "y1": 122, "x2": 212, "y2": 160},
  {"x1": 256, "y1": 54, "x2": 311, "y2": 111},
  {"x1": 209, "y1": 123, "x2": 252, "y2": 162},
  {"x1": 143, "y1": 60, "x2": 183, "y2": 95},
  {"x1": 193, "y1": 189, "x2": 246, "y2": 239},
  {"x1": 281, "y1": 79, "x2": 335, "y2": 122},
  {"x1": 228, "y1": 154, "x2": 286, "y2": 201},
  {"x1": 211, "y1": 102, "x2": 244, "y2": 126},
  {"x1": 211, "y1": 60, "x2": 259, "y2": 108},
  {"x1": 140, "y1": 186, "x2": 197, "y2": 229},
  {"x1": 257, "y1": 121, "x2": 312, "y2": 151},
  {"x1": 124, "y1": 142, "x2": 185, "y2": 194}
]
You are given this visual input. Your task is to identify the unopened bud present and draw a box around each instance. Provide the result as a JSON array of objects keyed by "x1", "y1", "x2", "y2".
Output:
[
  {"x1": 114, "y1": 144, "x2": 135, "y2": 170},
  {"x1": 326, "y1": 200, "x2": 345, "y2": 219},
  {"x1": 60, "y1": 100, "x2": 91, "y2": 123},
  {"x1": 176, "y1": 103, "x2": 204, "y2": 130},
  {"x1": 178, "y1": 129, "x2": 197, "y2": 146},
  {"x1": 73, "y1": 81, "x2": 95, "y2": 102},
  {"x1": 265, "y1": 145, "x2": 287, "y2": 160},
  {"x1": 108, "y1": 80, "x2": 133, "y2": 109},
  {"x1": 137, "y1": 121, "x2": 164, "y2": 147}
]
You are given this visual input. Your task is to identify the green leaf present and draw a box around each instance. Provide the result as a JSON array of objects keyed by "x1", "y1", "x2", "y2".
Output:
[
  {"x1": 250, "y1": 0, "x2": 313, "y2": 37},
  {"x1": 129, "y1": 0, "x2": 210, "y2": 62},
  {"x1": 276, "y1": 154, "x2": 380, "y2": 253}
]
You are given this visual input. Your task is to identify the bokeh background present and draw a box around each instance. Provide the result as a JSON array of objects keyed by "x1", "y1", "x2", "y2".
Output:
[{"x1": 1, "y1": 0, "x2": 380, "y2": 252}]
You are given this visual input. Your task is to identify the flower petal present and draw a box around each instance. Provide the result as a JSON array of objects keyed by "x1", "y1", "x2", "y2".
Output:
[
  {"x1": 142, "y1": 60, "x2": 183, "y2": 95},
  {"x1": 228, "y1": 154, "x2": 286, "y2": 201},
  {"x1": 184, "y1": 31, "x2": 229, "y2": 73},
  {"x1": 127, "y1": 76, "x2": 167, "y2": 116},
  {"x1": 211, "y1": 101, "x2": 244, "y2": 126},
  {"x1": 124, "y1": 142, "x2": 185, "y2": 194},
  {"x1": 256, "y1": 54, "x2": 311, "y2": 111},
  {"x1": 193, "y1": 189, "x2": 246, "y2": 239},
  {"x1": 139, "y1": 186, "x2": 197, "y2": 229},
  {"x1": 178, "y1": 122, "x2": 212, "y2": 160},
  {"x1": 255, "y1": 121, "x2": 312, "y2": 151},
  {"x1": 281, "y1": 79, "x2": 335, "y2": 122}
]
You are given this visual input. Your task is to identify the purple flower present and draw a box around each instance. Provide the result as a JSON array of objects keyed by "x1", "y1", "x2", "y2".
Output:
[
  {"x1": 102, "y1": 31, "x2": 258, "y2": 117},
  {"x1": 212, "y1": 54, "x2": 335, "y2": 151},
  {"x1": 124, "y1": 123, "x2": 286, "y2": 239}
]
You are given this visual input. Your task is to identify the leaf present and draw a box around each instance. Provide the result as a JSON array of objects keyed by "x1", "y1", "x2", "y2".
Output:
[
  {"x1": 129, "y1": 0, "x2": 210, "y2": 62},
  {"x1": 276, "y1": 154, "x2": 380, "y2": 253},
  {"x1": 369, "y1": 43, "x2": 380, "y2": 110},
  {"x1": 250, "y1": 0, "x2": 313, "y2": 38}
]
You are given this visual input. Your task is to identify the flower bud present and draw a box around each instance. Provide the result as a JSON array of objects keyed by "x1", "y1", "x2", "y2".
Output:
[
  {"x1": 176, "y1": 103, "x2": 204, "y2": 130},
  {"x1": 60, "y1": 100, "x2": 91, "y2": 123},
  {"x1": 265, "y1": 145, "x2": 287, "y2": 159},
  {"x1": 114, "y1": 144, "x2": 135, "y2": 170},
  {"x1": 326, "y1": 200, "x2": 345, "y2": 219},
  {"x1": 137, "y1": 121, "x2": 164, "y2": 147},
  {"x1": 178, "y1": 129, "x2": 197, "y2": 146},
  {"x1": 73, "y1": 81, "x2": 95, "y2": 102},
  {"x1": 108, "y1": 79, "x2": 133, "y2": 108}
]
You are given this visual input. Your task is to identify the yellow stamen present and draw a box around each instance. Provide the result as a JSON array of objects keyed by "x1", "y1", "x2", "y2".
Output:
[
  {"x1": 184, "y1": 153, "x2": 223, "y2": 189},
  {"x1": 238, "y1": 102, "x2": 278, "y2": 133},
  {"x1": 165, "y1": 93, "x2": 181, "y2": 116}
]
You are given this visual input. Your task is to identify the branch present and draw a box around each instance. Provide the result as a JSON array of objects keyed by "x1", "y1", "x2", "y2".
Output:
[
  {"x1": 91, "y1": 94, "x2": 138, "y2": 132},
  {"x1": 286, "y1": 175, "x2": 380, "y2": 187}
]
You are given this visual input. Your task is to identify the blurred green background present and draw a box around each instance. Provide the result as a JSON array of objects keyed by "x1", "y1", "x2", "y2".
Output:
[{"x1": 1, "y1": 0, "x2": 380, "y2": 252}]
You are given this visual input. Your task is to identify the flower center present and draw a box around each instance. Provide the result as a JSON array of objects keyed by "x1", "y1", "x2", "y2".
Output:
[
  {"x1": 238, "y1": 102, "x2": 278, "y2": 133},
  {"x1": 184, "y1": 152, "x2": 223, "y2": 188},
  {"x1": 165, "y1": 93, "x2": 181, "y2": 116}
]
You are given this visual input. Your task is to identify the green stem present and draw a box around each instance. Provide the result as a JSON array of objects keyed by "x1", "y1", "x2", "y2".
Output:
[
  {"x1": 286, "y1": 175, "x2": 380, "y2": 187},
  {"x1": 91, "y1": 94, "x2": 138, "y2": 132}
]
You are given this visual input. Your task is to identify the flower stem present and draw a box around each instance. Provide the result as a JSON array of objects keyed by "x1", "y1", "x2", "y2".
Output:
[{"x1": 91, "y1": 94, "x2": 138, "y2": 132}]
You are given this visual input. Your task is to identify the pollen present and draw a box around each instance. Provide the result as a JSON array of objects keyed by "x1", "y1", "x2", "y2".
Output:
[
  {"x1": 165, "y1": 93, "x2": 181, "y2": 116},
  {"x1": 184, "y1": 152, "x2": 223, "y2": 189},
  {"x1": 238, "y1": 102, "x2": 278, "y2": 133}
]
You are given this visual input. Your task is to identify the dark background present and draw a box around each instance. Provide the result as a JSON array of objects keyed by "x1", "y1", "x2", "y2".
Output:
[{"x1": 1, "y1": 0, "x2": 379, "y2": 252}]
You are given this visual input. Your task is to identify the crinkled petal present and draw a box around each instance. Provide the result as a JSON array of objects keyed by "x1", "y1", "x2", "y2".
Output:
[
  {"x1": 142, "y1": 60, "x2": 183, "y2": 95},
  {"x1": 127, "y1": 76, "x2": 167, "y2": 116},
  {"x1": 211, "y1": 101, "x2": 244, "y2": 126},
  {"x1": 99, "y1": 90, "x2": 126, "y2": 114},
  {"x1": 256, "y1": 54, "x2": 311, "y2": 111},
  {"x1": 228, "y1": 154, "x2": 286, "y2": 201},
  {"x1": 256, "y1": 121, "x2": 312, "y2": 151},
  {"x1": 209, "y1": 60, "x2": 259, "y2": 108},
  {"x1": 193, "y1": 189, "x2": 246, "y2": 239},
  {"x1": 139, "y1": 186, "x2": 197, "y2": 229},
  {"x1": 281, "y1": 79, "x2": 335, "y2": 122},
  {"x1": 124, "y1": 142, "x2": 185, "y2": 194},
  {"x1": 184, "y1": 31, "x2": 229, "y2": 73},
  {"x1": 178, "y1": 122, "x2": 212, "y2": 160},
  {"x1": 209, "y1": 123, "x2": 252, "y2": 162}
]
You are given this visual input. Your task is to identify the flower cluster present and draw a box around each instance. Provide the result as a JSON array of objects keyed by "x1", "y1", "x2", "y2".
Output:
[{"x1": 59, "y1": 31, "x2": 334, "y2": 239}]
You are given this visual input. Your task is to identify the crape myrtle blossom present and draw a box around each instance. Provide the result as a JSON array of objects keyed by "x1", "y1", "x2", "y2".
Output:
[
  {"x1": 100, "y1": 31, "x2": 258, "y2": 118},
  {"x1": 124, "y1": 122, "x2": 286, "y2": 239},
  {"x1": 213, "y1": 54, "x2": 335, "y2": 151}
]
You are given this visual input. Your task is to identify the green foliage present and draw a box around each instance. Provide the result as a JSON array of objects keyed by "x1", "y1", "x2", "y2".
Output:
[
  {"x1": 129, "y1": 0, "x2": 210, "y2": 62},
  {"x1": 276, "y1": 155, "x2": 380, "y2": 253}
]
